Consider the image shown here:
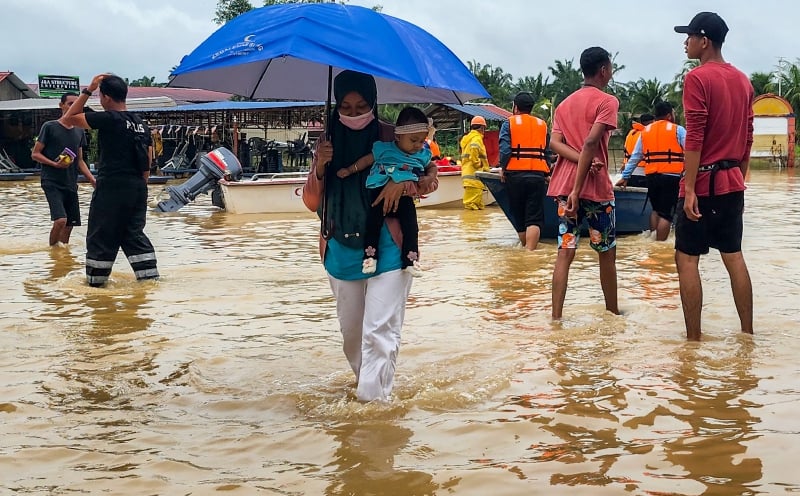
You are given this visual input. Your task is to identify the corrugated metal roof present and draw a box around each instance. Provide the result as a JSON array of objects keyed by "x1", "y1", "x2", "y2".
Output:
[
  {"x1": 443, "y1": 103, "x2": 512, "y2": 121},
  {"x1": 130, "y1": 100, "x2": 325, "y2": 113},
  {"x1": 0, "y1": 96, "x2": 177, "y2": 111},
  {"x1": 0, "y1": 72, "x2": 39, "y2": 98},
  {"x1": 25, "y1": 84, "x2": 232, "y2": 103},
  {"x1": 424, "y1": 102, "x2": 512, "y2": 132},
  {"x1": 125, "y1": 86, "x2": 232, "y2": 103}
]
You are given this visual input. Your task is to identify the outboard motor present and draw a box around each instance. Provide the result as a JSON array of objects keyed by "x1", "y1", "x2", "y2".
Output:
[{"x1": 155, "y1": 147, "x2": 243, "y2": 212}]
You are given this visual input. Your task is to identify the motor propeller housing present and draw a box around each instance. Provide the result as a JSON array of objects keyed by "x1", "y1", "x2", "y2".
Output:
[{"x1": 155, "y1": 147, "x2": 243, "y2": 212}]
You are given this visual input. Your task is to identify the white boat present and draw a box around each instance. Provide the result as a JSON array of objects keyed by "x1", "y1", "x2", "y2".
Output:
[
  {"x1": 217, "y1": 172, "x2": 309, "y2": 214},
  {"x1": 216, "y1": 168, "x2": 492, "y2": 214}
]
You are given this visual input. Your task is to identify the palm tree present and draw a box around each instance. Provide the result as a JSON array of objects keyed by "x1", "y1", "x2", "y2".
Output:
[
  {"x1": 624, "y1": 78, "x2": 670, "y2": 115},
  {"x1": 774, "y1": 59, "x2": 800, "y2": 122},
  {"x1": 513, "y1": 73, "x2": 551, "y2": 116},
  {"x1": 127, "y1": 76, "x2": 159, "y2": 87},
  {"x1": 467, "y1": 60, "x2": 514, "y2": 107},
  {"x1": 667, "y1": 59, "x2": 700, "y2": 123},
  {"x1": 670, "y1": 59, "x2": 700, "y2": 95},
  {"x1": 749, "y1": 71, "x2": 773, "y2": 96},
  {"x1": 547, "y1": 59, "x2": 583, "y2": 106},
  {"x1": 607, "y1": 51, "x2": 627, "y2": 97}
]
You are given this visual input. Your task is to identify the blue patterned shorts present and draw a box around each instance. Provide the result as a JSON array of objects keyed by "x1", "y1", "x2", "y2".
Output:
[{"x1": 556, "y1": 197, "x2": 616, "y2": 252}]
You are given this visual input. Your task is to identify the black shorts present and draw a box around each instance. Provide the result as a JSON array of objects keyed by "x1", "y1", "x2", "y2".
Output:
[
  {"x1": 646, "y1": 173, "x2": 681, "y2": 221},
  {"x1": 42, "y1": 184, "x2": 81, "y2": 225},
  {"x1": 675, "y1": 191, "x2": 744, "y2": 255},
  {"x1": 506, "y1": 172, "x2": 546, "y2": 231},
  {"x1": 627, "y1": 174, "x2": 648, "y2": 188}
]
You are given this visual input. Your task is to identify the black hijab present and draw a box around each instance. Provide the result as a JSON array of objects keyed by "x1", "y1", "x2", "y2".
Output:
[{"x1": 321, "y1": 70, "x2": 381, "y2": 249}]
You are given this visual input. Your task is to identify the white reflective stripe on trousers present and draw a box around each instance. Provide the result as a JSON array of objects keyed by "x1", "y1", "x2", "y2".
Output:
[
  {"x1": 86, "y1": 258, "x2": 114, "y2": 269},
  {"x1": 128, "y1": 252, "x2": 157, "y2": 264},
  {"x1": 328, "y1": 269, "x2": 412, "y2": 402},
  {"x1": 134, "y1": 268, "x2": 160, "y2": 279},
  {"x1": 86, "y1": 275, "x2": 109, "y2": 285}
]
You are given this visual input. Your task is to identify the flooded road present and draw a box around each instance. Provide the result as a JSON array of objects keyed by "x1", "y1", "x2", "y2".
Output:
[{"x1": 1, "y1": 167, "x2": 798, "y2": 494}]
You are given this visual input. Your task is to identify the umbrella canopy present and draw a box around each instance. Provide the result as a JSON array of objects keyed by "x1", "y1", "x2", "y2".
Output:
[{"x1": 169, "y1": 3, "x2": 488, "y2": 104}]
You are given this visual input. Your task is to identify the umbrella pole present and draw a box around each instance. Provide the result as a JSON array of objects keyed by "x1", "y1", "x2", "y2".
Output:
[
  {"x1": 324, "y1": 65, "x2": 332, "y2": 138},
  {"x1": 321, "y1": 65, "x2": 333, "y2": 240}
]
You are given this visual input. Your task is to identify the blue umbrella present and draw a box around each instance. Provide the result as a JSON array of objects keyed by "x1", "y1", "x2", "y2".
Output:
[{"x1": 169, "y1": 3, "x2": 488, "y2": 104}]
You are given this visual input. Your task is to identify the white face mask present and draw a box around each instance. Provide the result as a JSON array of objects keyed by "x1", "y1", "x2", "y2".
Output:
[{"x1": 339, "y1": 109, "x2": 375, "y2": 130}]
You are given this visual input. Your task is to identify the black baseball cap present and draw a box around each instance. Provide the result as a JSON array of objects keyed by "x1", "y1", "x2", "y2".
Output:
[{"x1": 674, "y1": 12, "x2": 729, "y2": 43}]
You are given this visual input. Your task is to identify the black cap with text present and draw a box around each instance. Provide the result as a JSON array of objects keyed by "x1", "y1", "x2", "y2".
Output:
[{"x1": 674, "y1": 12, "x2": 729, "y2": 43}]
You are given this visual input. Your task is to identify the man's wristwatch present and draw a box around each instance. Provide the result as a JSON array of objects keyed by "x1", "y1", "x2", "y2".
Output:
[{"x1": 81, "y1": 88, "x2": 93, "y2": 96}]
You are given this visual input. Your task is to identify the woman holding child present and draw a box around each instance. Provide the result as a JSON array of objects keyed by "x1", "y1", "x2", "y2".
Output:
[{"x1": 302, "y1": 70, "x2": 439, "y2": 402}]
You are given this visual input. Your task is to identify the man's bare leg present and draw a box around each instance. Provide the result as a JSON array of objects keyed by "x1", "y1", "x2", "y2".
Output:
[
  {"x1": 720, "y1": 251, "x2": 753, "y2": 334},
  {"x1": 655, "y1": 216, "x2": 671, "y2": 241},
  {"x1": 523, "y1": 225, "x2": 541, "y2": 251},
  {"x1": 49, "y1": 218, "x2": 67, "y2": 246},
  {"x1": 552, "y1": 248, "x2": 575, "y2": 319},
  {"x1": 59, "y1": 225, "x2": 74, "y2": 244},
  {"x1": 675, "y1": 250, "x2": 702, "y2": 340},
  {"x1": 598, "y1": 247, "x2": 619, "y2": 314}
]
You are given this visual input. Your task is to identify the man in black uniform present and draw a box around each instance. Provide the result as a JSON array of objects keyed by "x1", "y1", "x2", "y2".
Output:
[
  {"x1": 31, "y1": 92, "x2": 96, "y2": 246},
  {"x1": 61, "y1": 74, "x2": 158, "y2": 287}
]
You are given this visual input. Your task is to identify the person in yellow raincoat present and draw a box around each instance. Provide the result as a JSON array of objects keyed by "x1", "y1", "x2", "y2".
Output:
[{"x1": 460, "y1": 116, "x2": 491, "y2": 209}]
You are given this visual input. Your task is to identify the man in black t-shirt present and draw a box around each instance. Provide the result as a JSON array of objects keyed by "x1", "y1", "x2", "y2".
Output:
[
  {"x1": 61, "y1": 74, "x2": 158, "y2": 287},
  {"x1": 31, "y1": 92, "x2": 96, "y2": 246}
]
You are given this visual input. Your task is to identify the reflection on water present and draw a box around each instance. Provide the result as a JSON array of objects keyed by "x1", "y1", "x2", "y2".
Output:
[
  {"x1": 659, "y1": 342, "x2": 762, "y2": 494},
  {"x1": 325, "y1": 423, "x2": 438, "y2": 496},
  {"x1": 1, "y1": 170, "x2": 799, "y2": 493}
]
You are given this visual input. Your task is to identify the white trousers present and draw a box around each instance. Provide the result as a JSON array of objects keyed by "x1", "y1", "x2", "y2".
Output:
[{"x1": 328, "y1": 269, "x2": 412, "y2": 402}]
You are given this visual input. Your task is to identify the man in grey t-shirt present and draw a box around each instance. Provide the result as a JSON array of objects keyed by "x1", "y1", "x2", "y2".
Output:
[{"x1": 31, "y1": 92, "x2": 95, "y2": 246}]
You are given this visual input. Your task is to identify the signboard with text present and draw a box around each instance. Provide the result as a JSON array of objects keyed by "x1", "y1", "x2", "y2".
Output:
[{"x1": 38, "y1": 74, "x2": 81, "y2": 98}]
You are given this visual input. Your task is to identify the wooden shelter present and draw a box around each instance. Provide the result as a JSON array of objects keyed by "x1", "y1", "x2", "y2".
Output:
[
  {"x1": 131, "y1": 101, "x2": 325, "y2": 172},
  {"x1": 425, "y1": 103, "x2": 512, "y2": 165}
]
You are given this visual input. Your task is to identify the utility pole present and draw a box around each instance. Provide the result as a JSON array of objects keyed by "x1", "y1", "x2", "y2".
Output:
[{"x1": 776, "y1": 57, "x2": 787, "y2": 96}]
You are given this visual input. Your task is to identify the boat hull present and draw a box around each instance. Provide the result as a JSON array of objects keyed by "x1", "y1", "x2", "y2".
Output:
[
  {"x1": 0, "y1": 173, "x2": 34, "y2": 181},
  {"x1": 219, "y1": 173, "x2": 309, "y2": 214},
  {"x1": 78, "y1": 174, "x2": 170, "y2": 185},
  {"x1": 477, "y1": 171, "x2": 652, "y2": 238},
  {"x1": 218, "y1": 170, "x2": 491, "y2": 214}
]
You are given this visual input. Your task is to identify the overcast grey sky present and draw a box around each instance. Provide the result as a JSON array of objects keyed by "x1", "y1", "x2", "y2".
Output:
[{"x1": 3, "y1": 0, "x2": 796, "y2": 91}]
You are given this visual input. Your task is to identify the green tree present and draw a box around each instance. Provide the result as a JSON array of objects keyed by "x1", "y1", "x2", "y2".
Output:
[
  {"x1": 467, "y1": 60, "x2": 514, "y2": 107},
  {"x1": 670, "y1": 60, "x2": 700, "y2": 96},
  {"x1": 547, "y1": 59, "x2": 582, "y2": 106},
  {"x1": 215, "y1": 0, "x2": 381, "y2": 23},
  {"x1": 606, "y1": 52, "x2": 627, "y2": 97},
  {"x1": 624, "y1": 78, "x2": 670, "y2": 115},
  {"x1": 665, "y1": 59, "x2": 699, "y2": 123},
  {"x1": 214, "y1": 0, "x2": 254, "y2": 24},
  {"x1": 749, "y1": 71, "x2": 773, "y2": 96},
  {"x1": 773, "y1": 59, "x2": 800, "y2": 132},
  {"x1": 513, "y1": 73, "x2": 550, "y2": 103},
  {"x1": 512, "y1": 73, "x2": 551, "y2": 120},
  {"x1": 127, "y1": 76, "x2": 160, "y2": 87}
]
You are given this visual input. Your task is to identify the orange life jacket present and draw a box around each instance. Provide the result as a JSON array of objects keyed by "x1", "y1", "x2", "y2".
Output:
[
  {"x1": 425, "y1": 138, "x2": 441, "y2": 159},
  {"x1": 623, "y1": 123, "x2": 645, "y2": 166},
  {"x1": 641, "y1": 120, "x2": 684, "y2": 175},
  {"x1": 506, "y1": 114, "x2": 549, "y2": 173}
]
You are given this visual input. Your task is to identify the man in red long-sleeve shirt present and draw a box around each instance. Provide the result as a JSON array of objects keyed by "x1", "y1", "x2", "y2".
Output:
[{"x1": 673, "y1": 12, "x2": 754, "y2": 340}]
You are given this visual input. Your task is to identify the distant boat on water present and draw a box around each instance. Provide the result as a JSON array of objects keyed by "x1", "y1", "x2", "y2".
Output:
[{"x1": 476, "y1": 171, "x2": 652, "y2": 238}]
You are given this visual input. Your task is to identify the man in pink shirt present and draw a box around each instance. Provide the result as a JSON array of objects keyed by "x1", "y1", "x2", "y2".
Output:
[
  {"x1": 547, "y1": 47, "x2": 620, "y2": 319},
  {"x1": 674, "y1": 12, "x2": 754, "y2": 340}
]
